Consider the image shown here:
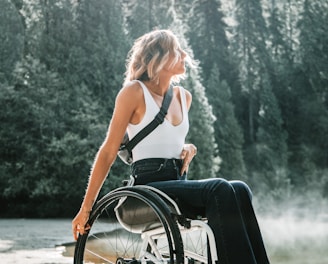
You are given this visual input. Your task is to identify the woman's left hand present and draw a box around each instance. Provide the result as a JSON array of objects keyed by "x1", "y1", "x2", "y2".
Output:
[{"x1": 180, "y1": 143, "x2": 197, "y2": 175}]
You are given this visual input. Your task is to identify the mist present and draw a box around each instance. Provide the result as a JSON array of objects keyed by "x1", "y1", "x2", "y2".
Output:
[{"x1": 255, "y1": 192, "x2": 328, "y2": 264}]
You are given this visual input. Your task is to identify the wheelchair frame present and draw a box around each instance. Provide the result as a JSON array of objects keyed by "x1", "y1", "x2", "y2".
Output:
[{"x1": 74, "y1": 183, "x2": 218, "y2": 264}]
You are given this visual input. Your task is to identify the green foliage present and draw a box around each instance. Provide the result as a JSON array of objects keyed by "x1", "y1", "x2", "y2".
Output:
[
  {"x1": 182, "y1": 69, "x2": 220, "y2": 179},
  {"x1": 206, "y1": 64, "x2": 246, "y2": 180},
  {"x1": 123, "y1": 0, "x2": 175, "y2": 39},
  {"x1": 0, "y1": 0, "x2": 24, "y2": 82},
  {"x1": 185, "y1": 0, "x2": 231, "y2": 83},
  {"x1": 0, "y1": 55, "x2": 103, "y2": 208},
  {"x1": 0, "y1": 0, "x2": 327, "y2": 217},
  {"x1": 298, "y1": 0, "x2": 328, "y2": 102},
  {"x1": 253, "y1": 74, "x2": 288, "y2": 175}
]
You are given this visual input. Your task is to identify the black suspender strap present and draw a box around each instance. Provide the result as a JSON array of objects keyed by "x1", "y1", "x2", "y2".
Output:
[{"x1": 123, "y1": 84, "x2": 174, "y2": 151}]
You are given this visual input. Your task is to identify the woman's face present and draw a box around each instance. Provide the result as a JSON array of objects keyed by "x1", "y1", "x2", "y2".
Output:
[{"x1": 163, "y1": 46, "x2": 187, "y2": 76}]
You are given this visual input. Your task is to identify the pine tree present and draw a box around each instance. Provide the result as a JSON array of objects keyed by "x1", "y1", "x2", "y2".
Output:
[
  {"x1": 179, "y1": 0, "x2": 244, "y2": 179},
  {"x1": 298, "y1": 0, "x2": 328, "y2": 103},
  {"x1": 230, "y1": 0, "x2": 291, "y2": 194},
  {"x1": 0, "y1": 0, "x2": 24, "y2": 82},
  {"x1": 253, "y1": 73, "x2": 289, "y2": 191},
  {"x1": 72, "y1": 0, "x2": 129, "y2": 111},
  {"x1": 67, "y1": 0, "x2": 132, "y2": 190},
  {"x1": 298, "y1": 0, "x2": 328, "y2": 168},
  {"x1": 0, "y1": 0, "x2": 131, "y2": 215},
  {"x1": 123, "y1": 0, "x2": 175, "y2": 39},
  {"x1": 185, "y1": 0, "x2": 232, "y2": 84},
  {"x1": 171, "y1": 16, "x2": 221, "y2": 179},
  {"x1": 182, "y1": 68, "x2": 221, "y2": 179},
  {"x1": 232, "y1": 0, "x2": 273, "y2": 144},
  {"x1": 284, "y1": 0, "x2": 328, "y2": 190},
  {"x1": 207, "y1": 64, "x2": 246, "y2": 180}
]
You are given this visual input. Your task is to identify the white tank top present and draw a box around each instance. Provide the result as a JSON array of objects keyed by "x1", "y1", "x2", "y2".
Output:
[{"x1": 127, "y1": 80, "x2": 189, "y2": 162}]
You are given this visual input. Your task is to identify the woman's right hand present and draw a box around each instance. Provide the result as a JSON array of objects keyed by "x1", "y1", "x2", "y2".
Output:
[{"x1": 72, "y1": 209, "x2": 91, "y2": 241}]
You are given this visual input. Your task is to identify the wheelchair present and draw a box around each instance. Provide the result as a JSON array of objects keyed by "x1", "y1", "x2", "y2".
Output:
[{"x1": 73, "y1": 178, "x2": 218, "y2": 264}]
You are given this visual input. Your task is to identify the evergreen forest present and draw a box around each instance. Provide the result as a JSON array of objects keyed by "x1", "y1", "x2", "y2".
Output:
[{"x1": 1, "y1": 0, "x2": 327, "y2": 218}]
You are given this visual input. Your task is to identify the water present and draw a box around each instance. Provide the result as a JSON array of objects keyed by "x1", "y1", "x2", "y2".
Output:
[
  {"x1": 0, "y1": 219, "x2": 73, "y2": 264},
  {"x1": 1, "y1": 216, "x2": 328, "y2": 263}
]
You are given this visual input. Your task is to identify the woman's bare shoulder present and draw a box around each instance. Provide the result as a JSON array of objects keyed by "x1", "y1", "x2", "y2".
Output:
[
  {"x1": 178, "y1": 86, "x2": 192, "y2": 109},
  {"x1": 183, "y1": 87, "x2": 192, "y2": 98},
  {"x1": 121, "y1": 80, "x2": 142, "y2": 93},
  {"x1": 116, "y1": 81, "x2": 143, "y2": 102}
]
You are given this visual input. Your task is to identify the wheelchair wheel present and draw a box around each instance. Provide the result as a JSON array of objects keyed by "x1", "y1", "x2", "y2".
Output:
[{"x1": 74, "y1": 186, "x2": 184, "y2": 264}]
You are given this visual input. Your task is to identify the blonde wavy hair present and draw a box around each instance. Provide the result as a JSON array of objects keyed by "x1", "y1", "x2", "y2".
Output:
[{"x1": 124, "y1": 29, "x2": 195, "y2": 85}]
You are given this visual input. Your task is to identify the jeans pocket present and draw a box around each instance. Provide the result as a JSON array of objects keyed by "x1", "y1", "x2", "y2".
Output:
[{"x1": 132, "y1": 163, "x2": 164, "y2": 176}]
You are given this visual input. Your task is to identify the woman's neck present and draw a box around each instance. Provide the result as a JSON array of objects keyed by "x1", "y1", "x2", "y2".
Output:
[{"x1": 144, "y1": 79, "x2": 171, "y2": 96}]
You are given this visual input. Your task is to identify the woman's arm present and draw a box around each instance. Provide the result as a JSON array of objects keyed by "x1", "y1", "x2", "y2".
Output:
[
  {"x1": 72, "y1": 82, "x2": 142, "y2": 240},
  {"x1": 180, "y1": 88, "x2": 197, "y2": 175}
]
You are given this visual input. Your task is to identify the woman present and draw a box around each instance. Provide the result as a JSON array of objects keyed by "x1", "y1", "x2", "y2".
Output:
[{"x1": 72, "y1": 29, "x2": 270, "y2": 264}]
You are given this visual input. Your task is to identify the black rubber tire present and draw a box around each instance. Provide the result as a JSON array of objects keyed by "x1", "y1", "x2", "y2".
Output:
[{"x1": 74, "y1": 186, "x2": 184, "y2": 264}]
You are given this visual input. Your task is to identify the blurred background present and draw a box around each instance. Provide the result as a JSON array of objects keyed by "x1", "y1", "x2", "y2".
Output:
[{"x1": 0, "y1": 0, "x2": 327, "y2": 263}]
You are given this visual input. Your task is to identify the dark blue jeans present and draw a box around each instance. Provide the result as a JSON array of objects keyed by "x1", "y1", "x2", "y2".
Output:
[{"x1": 131, "y1": 158, "x2": 270, "y2": 264}]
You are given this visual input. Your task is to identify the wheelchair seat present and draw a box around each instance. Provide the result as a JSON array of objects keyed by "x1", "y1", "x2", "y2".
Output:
[{"x1": 115, "y1": 195, "x2": 163, "y2": 233}]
